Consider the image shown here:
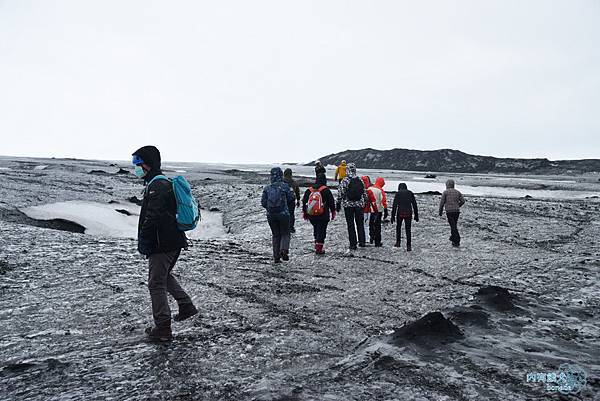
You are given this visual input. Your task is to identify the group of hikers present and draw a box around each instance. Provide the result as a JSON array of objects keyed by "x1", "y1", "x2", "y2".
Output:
[
  {"x1": 261, "y1": 160, "x2": 466, "y2": 263},
  {"x1": 130, "y1": 146, "x2": 465, "y2": 341}
]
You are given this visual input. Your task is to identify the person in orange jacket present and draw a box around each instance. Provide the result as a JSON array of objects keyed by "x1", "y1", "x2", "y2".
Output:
[
  {"x1": 368, "y1": 177, "x2": 388, "y2": 247},
  {"x1": 361, "y1": 176, "x2": 376, "y2": 242}
]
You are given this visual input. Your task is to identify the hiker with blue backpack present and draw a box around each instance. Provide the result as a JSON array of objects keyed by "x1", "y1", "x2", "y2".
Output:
[
  {"x1": 261, "y1": 167, "x2": 296, "y2": 263},
  {"x1": 302, "y1": 173, "x2": 336, "y2": 254},
  {"x1": 132, "y1": 145, "x2": 200, "y2": 342}
]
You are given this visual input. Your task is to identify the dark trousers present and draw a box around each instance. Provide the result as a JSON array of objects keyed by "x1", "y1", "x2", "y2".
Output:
[
  {"x1": 446, "y1": 211, "x2": 461, "y2": 245},
  {"x1": 369, "y1": 212, "x2": 383, "y2": 245},
  {"x1": 288, "y1": 204, "x2": 296, "y2": 230},
  {"x1": 148, "y1": 249, "x2": 192, "y2": 328},
  {"x1": 344, "y1": 207, "x2": 365, "y2": 247},
  {"x1": 396, "y1": 217, "x2": 412, "y2": 247},
  {"x1": 310, "y1": 219, "x2": 329, "y2": 243},
  {"x1": 267, "y1": 213, "x2": 291, "y2": 259}
]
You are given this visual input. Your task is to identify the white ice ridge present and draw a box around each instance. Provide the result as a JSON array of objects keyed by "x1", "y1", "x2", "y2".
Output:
[{"x1": 20, "y1": 201, "x2": 227, "y2": 240}]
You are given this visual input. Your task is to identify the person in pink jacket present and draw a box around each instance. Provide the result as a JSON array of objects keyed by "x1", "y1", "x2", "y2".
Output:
[{"x1": 361, "y1": 176, "x2": 375, "y2": 243}]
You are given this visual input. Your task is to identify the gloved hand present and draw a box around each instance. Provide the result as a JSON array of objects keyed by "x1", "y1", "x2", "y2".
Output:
[
  {"x1": 303, "y1": 211, "x2": 309, "y2": 220},
  {"x1": 383, "y1": 208, "x2": 388, "y2": 220},
  {"x1": 336, "y1": 202, "x2": 341, "y2": 212},
  {"x1": 138, "y1": 239, "x2": 153, "y2": 256},
  {"x1": 331, "y1": 210, "x2": 336, "y2": 221},
  {"x1": 414, "y1": 215, "x2": 419, "y2": 222},
  {"x1": 390, "y1": 217, "x2": 395, "y2": 224}
]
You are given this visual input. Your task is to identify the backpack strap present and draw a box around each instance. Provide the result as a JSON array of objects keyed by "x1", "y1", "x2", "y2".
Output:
[
  {"x1": 145, "y1": 175, "x2": 170, "y2": 194},
  {"x1": 147, "y1": 174, "x2": 169, "y2": 186},
  {"x1": 310, "y1": 185, "x2": 328, "y2": 193}
]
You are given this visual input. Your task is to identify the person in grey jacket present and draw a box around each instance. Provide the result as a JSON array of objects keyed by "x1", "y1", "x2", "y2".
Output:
[{"x1": 439, "y1": 179, "x2": 465, "y2": 247}]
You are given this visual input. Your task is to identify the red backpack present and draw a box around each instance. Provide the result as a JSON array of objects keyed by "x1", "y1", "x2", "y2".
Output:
[{"x1": 307, "y1": 186, "x2": 327, "y2": 216}]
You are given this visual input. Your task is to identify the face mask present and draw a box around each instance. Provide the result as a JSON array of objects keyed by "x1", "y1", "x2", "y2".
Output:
[{"x1": 133, "y1": 165, "x2": 146, "y2": 178}]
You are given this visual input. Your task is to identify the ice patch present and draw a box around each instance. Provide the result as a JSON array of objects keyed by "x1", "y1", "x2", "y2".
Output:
[
  {"x1": 385, "y1": 180, "x2": 599, "y2": 199},
  {"x1": 20, "y1": 201, "x2": 227, "y2": 240}
]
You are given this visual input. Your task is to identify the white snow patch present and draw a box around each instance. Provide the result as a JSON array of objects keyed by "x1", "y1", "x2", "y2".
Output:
[
  {"x1": 34, "y1": 165, "x2": 48, "y2": 170},
  {"x1": 163, "y1": 165, "x2": 188, "y2": 170},
  {"x1": 20, "y1": 201, "x2": 227, "y2": 239},
  {"x1": 189, "y1": 209, "x2": 228, "y2": 240},
  {"x1": 0, "y1": 167, "x2": 11, "y2": 170}
]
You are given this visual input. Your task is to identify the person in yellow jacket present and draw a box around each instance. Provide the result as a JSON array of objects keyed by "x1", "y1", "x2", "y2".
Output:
[{"x1": 334, "y1": 160, "x2": 347, "y2": 182}]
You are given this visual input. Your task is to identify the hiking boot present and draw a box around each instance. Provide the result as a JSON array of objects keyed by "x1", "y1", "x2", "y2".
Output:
[
  {"x1": 174, "y1": 303, "x2": 198, "y2": 322},
  {"x1": 394, "y1": 242, "x2": 401, "y2": 248},
  {"x1": 452, "y1": 242, "x2": 460, "y2": 248},
  {"x1": 349, "y1": 245, "x2": 357, "y2": 251},
  {"x1": 281, "y1": 250, "x2": 289, "y2": 261},
  {"x1": 274, "y1": 258, "x2": 282, "y2": 264},
  {"x1": 358, "y1": 243, "x2": 366, "y2": 247},
  {"x1": 145, "y1": 325, "x2": 173, "y2": 342},
  {"x1": 369, "y1": 238, "x2": 374, "y2": 244},
  {"x1": 407, "y1": 246, "x2": 412, "y2": 252},
  {"x1": 315, "y1": 243, "x2": 325, "y2": 255}
]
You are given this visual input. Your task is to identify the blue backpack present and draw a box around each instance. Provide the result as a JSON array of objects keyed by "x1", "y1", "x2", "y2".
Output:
[
  {"x1": 265, "y1": 183, "x2": 286, "y2": 214},
  {"x1": 148, "y1": 175, "x2": 201, "y2": 231}
]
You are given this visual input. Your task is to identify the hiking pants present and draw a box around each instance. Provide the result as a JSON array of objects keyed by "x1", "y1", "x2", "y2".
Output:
[
  {"x1": 446, "y1": 211, "x2": 461, "y2": 245},
  {"x1": 363, "y1": 212, "x2": 371, "y2": 241},
  {"x1": 310, "y1": 219, "x2": 329, "y2": 244},
  {"x1": 267, "y1": 213, "x2": 291, "y2": 259},
  {"x1": 344, "y1": 207, "x2": 365, "y2": 247},
  {"x1": 396, "y1": 216, "x2": 412, "y2": 248},
  {"x1": 370, "y1": 212, "x2": 383, "y2": 245},
  {"x1": 148, "y1": 249, "x2": 192, "y2": 328}
]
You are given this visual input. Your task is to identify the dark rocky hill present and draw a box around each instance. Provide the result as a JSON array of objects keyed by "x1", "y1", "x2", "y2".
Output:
[{"x1": 308, "y1": 148, "x2": 600, "y2": 174}]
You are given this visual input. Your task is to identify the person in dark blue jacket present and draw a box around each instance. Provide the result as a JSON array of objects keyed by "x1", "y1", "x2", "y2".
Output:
[{"x1": 261, "y1": 167, "x2": 295, "y2": 263}]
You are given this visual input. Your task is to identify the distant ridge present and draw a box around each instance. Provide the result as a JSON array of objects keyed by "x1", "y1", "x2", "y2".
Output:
[{"x1": 308, "y1": 148, "x2": 600, "y2": 174}]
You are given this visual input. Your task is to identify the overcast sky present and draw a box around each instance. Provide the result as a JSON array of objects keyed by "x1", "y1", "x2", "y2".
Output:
[{"x1": 1, "y1": 1, "x2": 599, "y2": 164}]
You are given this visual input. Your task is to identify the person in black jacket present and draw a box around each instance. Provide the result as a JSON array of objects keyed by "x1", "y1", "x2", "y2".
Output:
[
  {"x1": 390, "y1": 183, "x2": 419, "y2": 251},
  {"x1": 132, "y1": 145, "x2": 197, "y2": 342},
  {"x1": 302, "y1": 173, "x2": 336, "y2": 254},
  {"x1": 314, "y1": 160, "x2": 326, "y2": 176},
  {"x1": 283, "y1": 168, "x2": 301, "y2": 233}
]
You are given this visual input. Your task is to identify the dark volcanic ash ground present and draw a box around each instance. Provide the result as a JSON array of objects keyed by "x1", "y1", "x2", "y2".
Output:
[{"x1": 0, "y1": 157, "x2": 599, "y2": 401}]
